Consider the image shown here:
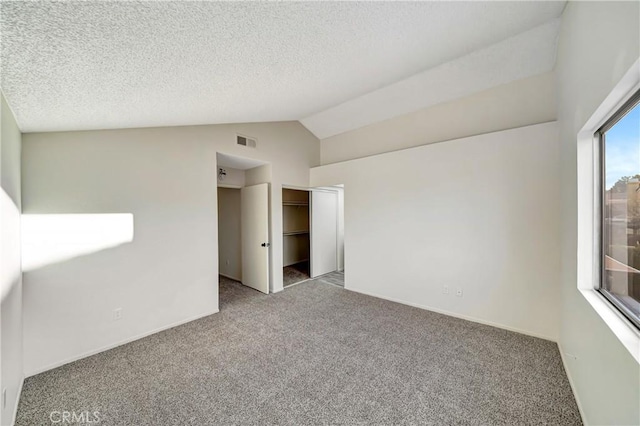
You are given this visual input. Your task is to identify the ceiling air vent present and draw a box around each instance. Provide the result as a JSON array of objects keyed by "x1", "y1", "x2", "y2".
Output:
[{"x1": 236, "y1": 134, "x2": 257, "y2": 148}]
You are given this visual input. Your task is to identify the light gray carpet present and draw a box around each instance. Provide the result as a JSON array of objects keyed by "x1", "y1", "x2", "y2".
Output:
[
  {"x1": 16, "y1": 276, "x2": 581, "y2": 425},
  {"x1": 316, "y1": 270, "x2": 344, "y2": 287}
]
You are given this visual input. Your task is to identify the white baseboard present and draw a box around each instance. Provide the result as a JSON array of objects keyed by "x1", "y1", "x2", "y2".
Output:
[
  {"x1": 347, "y1": 287, "x2": 557, "y2": 342},
  {"x1": 10, "y1": 376, "x2": 24, "y2": 426},
  {"x1": 25, "y1": 309, "x2": 219, "y2": 378},
  {"x1": 558, "y1": 343, "x2": 588, "y2": 425}
]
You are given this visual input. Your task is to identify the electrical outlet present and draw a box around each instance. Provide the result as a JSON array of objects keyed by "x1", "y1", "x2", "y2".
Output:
[
  {"x1": 443, "y1": 285, "x2": 449, "y2": 294},
  {"x1": 225, "y1": 260, "x2": 230, "y2": 266},
  {"x1": 456, "y1": 288, "x2": 463, "y2": 297},
  {"x1": 114, "y1": 308, "x2": 123, "y2": 321}
]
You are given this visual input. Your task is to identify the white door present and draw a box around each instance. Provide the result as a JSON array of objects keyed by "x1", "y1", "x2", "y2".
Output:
[
  {"x1": 311, "y1": 190, "x2": 338, "y2": 278},
  {"x1": 241, "y1": 183, "x2": 270, "y2": 294}
]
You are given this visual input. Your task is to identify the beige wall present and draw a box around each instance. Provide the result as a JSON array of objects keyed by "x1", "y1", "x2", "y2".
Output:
[
  {"x1": 556, "y1": 2, "x2": 640, "y2": 424},
  {"x1": 312, "y1": 122, "x2": 561, "y2": 340},
  {"x1": 217, "y1": 187, "x2": 241, "y2": 281},
  {"x1": 218, "y1": 166, "x2": 245, "y2": 188},
  {"x1": 0, "y1": 92, "x2": 23, "y2": 426},
  {"x1": 22, "y1": 121, "x2": 319, "y2": 376},
  {"x1": 320, "y1": 72, "x2": 556, "y2": 165},
  {"x1": 245, "y1": 164, "x2": 272, "y2": 187}
]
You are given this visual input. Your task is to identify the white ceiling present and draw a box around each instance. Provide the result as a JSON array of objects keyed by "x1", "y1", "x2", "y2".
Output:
[
  {"x1": 217, "y1": 153, "x2": 267, "y2": 171},
  {"x1": 302, "y1": 19, "x2": 561, "y2": 139},
  {"x1": 1, "y1": 1, "x2": 566, "y2": 135}
]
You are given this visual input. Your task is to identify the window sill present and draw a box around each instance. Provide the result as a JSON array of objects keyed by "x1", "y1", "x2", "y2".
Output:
[
  {"x1": 575, "y1": 57, "x2": 640, "y2": 366},
  {"x1": 580, "y1": 288, "x2": 640, "y2": 364}
]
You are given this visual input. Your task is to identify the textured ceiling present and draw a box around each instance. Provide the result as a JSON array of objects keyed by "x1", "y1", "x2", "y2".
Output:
[{"x1": 1, "y1": 1, "x2": 566, "y2": 134}]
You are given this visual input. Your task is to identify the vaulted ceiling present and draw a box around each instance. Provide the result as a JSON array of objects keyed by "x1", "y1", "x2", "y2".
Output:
[{"x1": 1, "y1": 1, "x2": 565, "y2": 137}]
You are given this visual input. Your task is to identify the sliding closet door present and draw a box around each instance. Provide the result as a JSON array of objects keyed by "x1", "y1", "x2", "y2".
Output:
[{"x1": 310, "y1": 190, "x2": 338, "y2": 278}]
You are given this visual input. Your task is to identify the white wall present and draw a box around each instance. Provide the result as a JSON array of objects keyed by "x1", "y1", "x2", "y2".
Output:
[
  {"x1": 0, "y1": 92, "x2": 23, "y2": 426},
  {"x1": 217, "y1": 187, "x2": 241, "y2": 281},
  {"x1": 22, "y1": 121, "x2": 318, "y2": 376},
  {"x1": 556, "y1": 2, "x2": 640, "y2": 424},
  {"x1": 245, "y1": 164, "x2": 272, "y2": 187},
  {"x1": 312, "y1": 122, "x2": 561, "y2": 340},
  {"x1": 320, "y1": 72, "x2": 556, "y2": 164},
  {"x1": 218, "y1": 166, "x2": 245, "y2": 188}
]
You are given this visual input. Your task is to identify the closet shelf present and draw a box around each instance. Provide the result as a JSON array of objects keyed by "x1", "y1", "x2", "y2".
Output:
[
  {"x1": 283, "y1": 201, "x2": 309, "y2": 206},
  {"x1": 283, "y1": 230, "x2": 310, "y2": 236}
]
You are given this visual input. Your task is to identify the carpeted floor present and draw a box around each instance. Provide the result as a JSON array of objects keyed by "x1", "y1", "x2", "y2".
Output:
[
  {"x1": 16, "y1": 276, "x2": 581, "y2": 425},
  {"x1": 283, "y1": 262, "x2": 310, "y2": 287},
  {"x1": 315, "y1": 270, "x2": 344, "y2": 287}
]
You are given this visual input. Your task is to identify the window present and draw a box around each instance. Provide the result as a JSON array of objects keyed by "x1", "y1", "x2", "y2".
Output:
[{"x1": 599, "y1": 90, "x2": 640, "y2": 329}]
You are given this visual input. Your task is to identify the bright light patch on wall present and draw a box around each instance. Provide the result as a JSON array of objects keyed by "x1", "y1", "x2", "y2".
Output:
[
  {"x1": 22, "y1": 213, "x2": 134, "y2": 271},
  {"x1": 1, "y1": 189, "x2": 21, "y2": 301}
]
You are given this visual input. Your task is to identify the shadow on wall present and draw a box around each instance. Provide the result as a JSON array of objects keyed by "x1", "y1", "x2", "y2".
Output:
[{"x1": 21, "y1": 213, "x2": 134, "y2": 272}]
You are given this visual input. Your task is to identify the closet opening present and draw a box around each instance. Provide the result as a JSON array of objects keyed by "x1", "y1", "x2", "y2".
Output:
[
  {"x1": 283, "y1": 188, "x2": 311, "y2": 287},
  {"x1": 282, "y1": 185, "x2": 345, "y2": 288}
]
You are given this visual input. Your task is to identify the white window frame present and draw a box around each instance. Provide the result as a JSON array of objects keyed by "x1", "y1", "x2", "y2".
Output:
[
  {"x1": 576, "y1": 58, "x2": 640, "y2": 363},
  {"x1": 596, "y1": 90, "x2": 640, "y2": 330}
]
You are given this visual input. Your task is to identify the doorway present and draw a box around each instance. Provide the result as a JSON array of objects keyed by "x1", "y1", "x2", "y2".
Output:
[
  {"x1": 218, "y1": 187, "x2": 242, "y2": 282},
  {"x1": 217, "y1": 153, "x2": 271, "y2": 301}
]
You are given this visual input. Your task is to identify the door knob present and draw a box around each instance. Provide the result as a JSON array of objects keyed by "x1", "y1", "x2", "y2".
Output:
[{"x1": 261, "y1": 242, "x2": 271, "y2": 247}]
